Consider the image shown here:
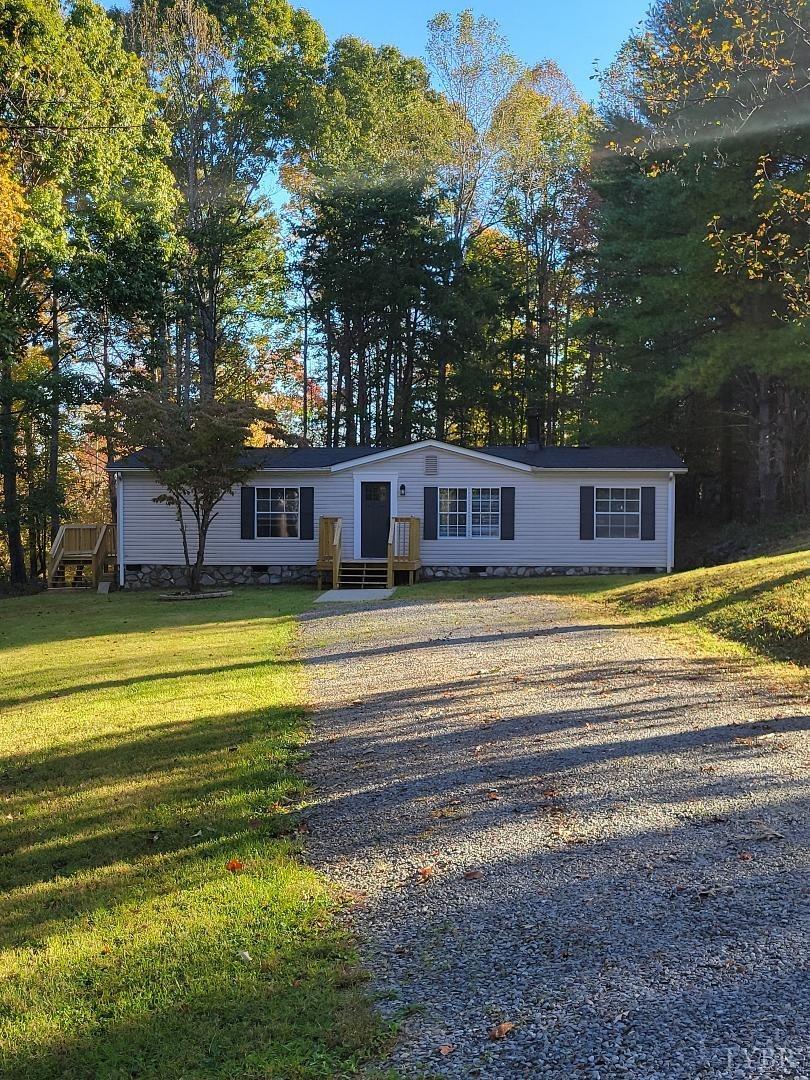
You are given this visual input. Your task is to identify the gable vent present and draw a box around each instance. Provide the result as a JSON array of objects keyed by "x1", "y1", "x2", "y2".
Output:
[{"x1": 424, "y1": 454, "x2": 439, "y2": 475}]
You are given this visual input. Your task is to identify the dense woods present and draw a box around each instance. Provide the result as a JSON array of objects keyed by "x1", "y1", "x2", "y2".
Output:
[{"x1": 1, "y1": 0, "x2": 809, "y2": 584}]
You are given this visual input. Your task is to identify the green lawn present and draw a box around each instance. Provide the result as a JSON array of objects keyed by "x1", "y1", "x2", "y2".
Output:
[
  {"x1": 399, "y1": 546, "x2": 810, "y2": 670},
  {"x1": 0, "y1": 590, "x2": 380, "y2": 1080}
]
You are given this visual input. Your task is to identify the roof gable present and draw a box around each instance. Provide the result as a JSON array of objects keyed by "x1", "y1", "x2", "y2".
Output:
[{"x1": 328, "y1": 440, "x2": 533, "y2": 472}]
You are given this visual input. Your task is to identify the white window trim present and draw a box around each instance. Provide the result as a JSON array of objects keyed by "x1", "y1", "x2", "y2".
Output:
[
  {"x1": 594, "y1": 485, "x2": 642, "y2": 540},
  {"x1": 438, "y1": 486, "x2": 503, "y2": 540},
  {"x1": 352, "y1": 473, "x2": 398, "y2": 559},
  {"x1": 255, "y1": 485, "x2": 301, "y2": 540}
]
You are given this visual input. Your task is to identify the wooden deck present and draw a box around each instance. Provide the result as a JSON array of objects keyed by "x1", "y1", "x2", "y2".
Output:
[
  {"x1": 48, "y1": 523, "x2": 117, "y2": 590},
  {"x1": 317, "y1": 515, "x2": 421, "y2": 590}
]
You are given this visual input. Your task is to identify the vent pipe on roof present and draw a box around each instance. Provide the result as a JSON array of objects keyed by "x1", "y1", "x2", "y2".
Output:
[{"x1": 525, "y1": 407, "x2": 543, "y2": 451}]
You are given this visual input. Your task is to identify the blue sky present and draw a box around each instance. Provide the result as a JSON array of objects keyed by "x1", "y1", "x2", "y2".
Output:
[{"x1": 300, "y1": 0, "x2": 651, "y2": 98}]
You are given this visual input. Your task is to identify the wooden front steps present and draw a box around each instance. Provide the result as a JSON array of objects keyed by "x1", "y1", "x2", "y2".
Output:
[
  {"x1": 337, "y1": 560, "x2": 389, "y2": 589},
  {"x1": 47, "y1": 523, "x2": 117, "y2": 592},
  {"x1": 50, "y1": 558, "x2": 94, "y2": 590},
  {"x1": 317, "y1": 515, "x2": 421, "y2": 591}
]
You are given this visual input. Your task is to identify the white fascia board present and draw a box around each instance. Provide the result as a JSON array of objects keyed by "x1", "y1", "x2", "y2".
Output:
[
  {"x1": 532, "y1": 467, "x2": 688, "y2": 475},
  {"x1": 329, "y1": 440, "x2": 533, "y2": 473}
]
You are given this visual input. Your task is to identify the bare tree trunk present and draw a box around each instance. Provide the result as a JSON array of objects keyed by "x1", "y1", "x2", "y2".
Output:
[
  {"x1": 302, "y1": 280, "x2": 309, "y2": 442},
  {"x1": 101, "y1": 319, "x2": 117, "y2": 519},
  {"x1": 0, "y1": 347, "x2": 26, "y2": 585},
  {"x1": 48, "y1": 286, "x2": 61, "y2": 540},
  {"x1": 24, "y1": 417, "x2": 39, "y2": 578},
  {"x1": 757, "y1": 374, "x2": 777, "y2": 518},
  {"x1": 197, "y1": 290, "x2": 217, "y2": 403},
  {"x1": 325, "y1": 317, "x2": 335, "y2": 447}
]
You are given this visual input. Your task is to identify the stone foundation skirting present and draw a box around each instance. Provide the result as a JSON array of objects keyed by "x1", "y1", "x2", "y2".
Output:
[
  {"x1": 420, "y1": 564, "x2": 665, "y2": 580},
  {"x1": 124, "y1": 562, "x2": 665, "y2": 589},
  {"x1": 124, "y1": 564, "x2": 318, "y2": 589}
]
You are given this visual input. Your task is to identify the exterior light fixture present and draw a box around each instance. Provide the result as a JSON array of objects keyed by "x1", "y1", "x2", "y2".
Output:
[{"x1": 399, "y1": 483, "x2": 406, "y2": 497}]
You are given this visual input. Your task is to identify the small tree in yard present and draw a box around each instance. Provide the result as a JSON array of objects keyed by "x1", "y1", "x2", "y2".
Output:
[{"x1": 120, "y1": 394, "x2": 280, "y2": 592}]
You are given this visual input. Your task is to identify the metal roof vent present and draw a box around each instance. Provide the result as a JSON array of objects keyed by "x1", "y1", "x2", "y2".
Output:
[{"x1": 424, "y1": 454, "x2": 439, "y2": 475}]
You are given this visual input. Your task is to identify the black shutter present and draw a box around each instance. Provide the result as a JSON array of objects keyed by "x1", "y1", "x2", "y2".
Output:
[
  {"x1": 500, "y1": 487, "x2": 515, "y2": 540},
  {"x1": 579, "y1": 486, "x2": 595, "y2": 540},
  {"x1": 640, "y1": 487, "x2": 656, "y2": 540},
  {"x1": 423, "y1": 486, "x2": 438, "y2": 540},
  {"x1": 299, "y1": 486, "x2": 314, "y2": 540},
  {"x1": 240, "y1": 486, "x2": 255, "y2": 539}
]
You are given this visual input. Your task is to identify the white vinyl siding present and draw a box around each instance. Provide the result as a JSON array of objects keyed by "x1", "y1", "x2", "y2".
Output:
[
  {"x1": 351, "y1": 448, "x2": 669, "y2": 567},
  {"x1": 119, "y1": 472, "x2": 342, "y2": 565},
  {"x1": 119, "y1": 446, "x2": 672, "y2": 570}
]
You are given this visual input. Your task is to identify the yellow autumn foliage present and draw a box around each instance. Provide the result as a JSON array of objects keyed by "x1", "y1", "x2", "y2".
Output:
[{"x1": 0, "y1": 150, "x2": 25, "y2": 274}]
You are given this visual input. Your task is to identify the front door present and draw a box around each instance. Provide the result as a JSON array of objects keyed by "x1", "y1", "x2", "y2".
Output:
[{"x1": 360, "y1": 482, "x2": 391, "y2": 558}]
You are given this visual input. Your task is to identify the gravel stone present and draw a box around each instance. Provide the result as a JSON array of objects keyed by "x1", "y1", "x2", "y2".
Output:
[{"x1": 300, "y1": 594, "x2": 810, "y2": 1079}]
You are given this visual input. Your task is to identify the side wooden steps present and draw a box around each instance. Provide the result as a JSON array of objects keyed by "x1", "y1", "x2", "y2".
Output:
[
  {"x1": 49, "y1": 559, "x2": 93, "y2": 590},
  {"x1": 338, "y1": 561, "x2": 389, "y2": 589}
]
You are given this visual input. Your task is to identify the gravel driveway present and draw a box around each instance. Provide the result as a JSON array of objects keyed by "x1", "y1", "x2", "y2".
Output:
[{"x1": 300, "y1": 593, "x2": 809, "y2": 1079}]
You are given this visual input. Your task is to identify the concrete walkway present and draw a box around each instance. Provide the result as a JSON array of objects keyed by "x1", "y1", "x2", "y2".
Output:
[{"x1": 313, "y1": 588, "x2": 394, "y2": 603}]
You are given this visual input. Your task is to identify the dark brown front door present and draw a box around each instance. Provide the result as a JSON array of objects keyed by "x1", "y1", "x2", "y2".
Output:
[{"x1": 360, "y1": 482, "x2": 391, "y2": 558}]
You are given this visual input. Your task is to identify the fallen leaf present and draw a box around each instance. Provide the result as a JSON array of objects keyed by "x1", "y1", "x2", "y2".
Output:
[
  {"x1": 738, "y1": 851, "x2": 754, "y2": 861},
  {"x1": 464, "y1": 869, "x2": 484, "y2": 880},
  {"x1": 490, "y1": 1021, "x2": 516, "y2": 1040},
  {"x1": 417, "y1": 866, "x2": 435, "y2": 882},
  {"x1": 741, "y1": 821, "x2": 784, "y2": 842},
  {"x1": 486, "y1": 791, "x2": 500, "y2": 801},
  {"x1": 438, "y1": 1044, "x2": 455, "y2": 1056},
  {"x1": 226, "y1": 859, "x2": 244, "y2": 872}
]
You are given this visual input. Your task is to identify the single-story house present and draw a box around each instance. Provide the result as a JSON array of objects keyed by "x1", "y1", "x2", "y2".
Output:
[{"x1": 110, "y1": 438, "x2": 687, "y2": 590}]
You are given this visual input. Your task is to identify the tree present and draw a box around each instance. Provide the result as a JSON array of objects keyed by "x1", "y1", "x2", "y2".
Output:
[
  {"x1": 0, "y1": 0, "x2": 172, "y2": 582},
  {"x1": 589, "y1": 0, "x2": 810, "y2": 519},
  {"x1": 425, "y1": 10, "x2": 521, "y2": 435},
  {"x1": 287, "y1": 35, "x2": 453, "y2": 447},
  {"x1": 118, "y1": 394, "x2": 278, "y2": 591},
  {"x1": 130, "y1": 0, "x2": 326, "y2": 402},
  {"x1": 496, "y1": 63, "x2": 597, "y2": 443}
]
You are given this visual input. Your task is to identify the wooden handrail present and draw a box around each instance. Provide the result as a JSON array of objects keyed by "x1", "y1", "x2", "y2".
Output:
[
  {"x1": 317, "y1": 516, "x2": 342, "y2": 589},
  {"x1": 90, "y1": 524, "x2": 117, "y2": 588},
  {"x1": 331, "y1": 519, "x2": 342, "y2": 587},
  {"x1": 387, "y1": 516, "x2": 421, "y2": 587},
  {"x1": 47, "y1": 525, "x2": 66, "y2": 586},
  {"x1": 47, "y1": 523, "x2": 116, "y2": 587},
  {"x1": 387, "y1": 520, "x2": 396, "y2": 588}
]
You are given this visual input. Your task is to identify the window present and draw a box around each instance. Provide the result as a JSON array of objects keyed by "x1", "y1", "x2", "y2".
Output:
[
  {"x1": 439, "y1": 487, "x2": 501, "y2": 538},
  {"x1": 439, "y1": 488, "x2": 467, "y2": 537},
  {"x1": 595, "y1": 487, "x2": 640, "y2": 538},
  {"x1": 471, "y1": 487, "x2": 500, "y2": 537},
  {"x1": 256, "y1": 487, "x2": 299, "y2": 538}
]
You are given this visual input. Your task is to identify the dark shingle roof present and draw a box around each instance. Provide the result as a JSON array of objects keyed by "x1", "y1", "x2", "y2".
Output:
[
  {"x1": 111, "y1": 443, "x2": 685, "y2": 472},
  {"x1": 111, "y1": 446, "x2": 382, "y2": 471},
  {"x1": 482, "y1": 445, "x2": 686, "y2": 470}
]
